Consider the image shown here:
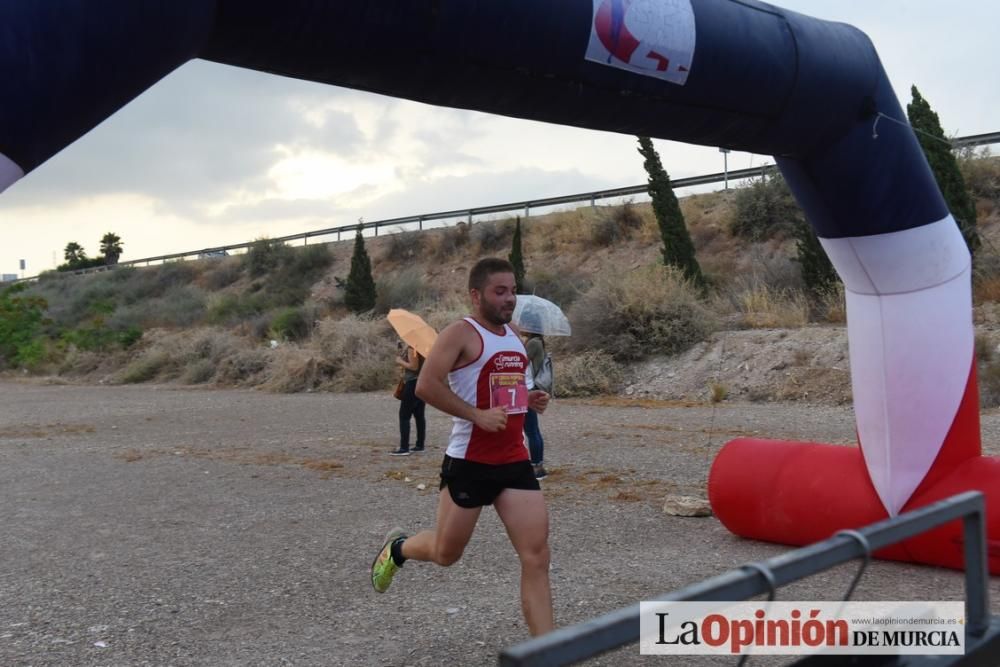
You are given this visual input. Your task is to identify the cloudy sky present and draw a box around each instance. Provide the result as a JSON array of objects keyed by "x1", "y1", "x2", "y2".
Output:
[{"x1": 2, "y1": 0, "x2": 997, "y2": 277}]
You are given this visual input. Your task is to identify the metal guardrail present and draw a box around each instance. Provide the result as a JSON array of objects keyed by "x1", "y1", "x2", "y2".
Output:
[
  {"x1": 44, "y1": 164, "x2": 779, "y2": 279},
  {"x1": 18, "y1": 131, "x2": 999, "y2": 282},
  {"x1": 500, "y1": 490, "x2": 997, "y2": 666},
  {"x1": 953, "y1": 131, "x2": 1000, "y2": 148}
]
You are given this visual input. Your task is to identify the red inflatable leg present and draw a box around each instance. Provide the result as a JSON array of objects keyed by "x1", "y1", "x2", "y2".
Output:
[{"x1": 709, "y1": 366, "x2": 998, "y2": 572}]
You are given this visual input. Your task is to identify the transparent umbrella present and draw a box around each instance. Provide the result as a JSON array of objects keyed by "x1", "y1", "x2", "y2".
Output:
[{"x1": 512, "y1": 294, "x2": 571, "y2": 336}]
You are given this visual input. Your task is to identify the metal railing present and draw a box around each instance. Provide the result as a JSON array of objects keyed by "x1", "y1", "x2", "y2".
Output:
[
  {"x1": 18, "y1": 131, "x2": 999, "y2": 282},
  {"x1": 500, "y1": 490, "x2": 997, "y2": 666}
]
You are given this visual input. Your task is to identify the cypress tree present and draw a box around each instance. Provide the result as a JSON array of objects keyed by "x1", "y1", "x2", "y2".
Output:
[
  {"x1": 795, "y1": 219, "x2": 839, "y2": 296},
  {"x1": 508, "y1": 216, "x2": 526, "y2": 293},
  {"x1": 344, "y1": 224, "x2": 376, "y2": 313},
  {"x1": 636, "y1": 136, "x2": 705, "y2": 287},
  {"x1": 906, "y1": 86, "x2": 979, "y2": 255}
]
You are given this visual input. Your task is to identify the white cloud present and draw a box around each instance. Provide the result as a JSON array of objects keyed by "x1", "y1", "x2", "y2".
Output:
[{"x1": 2, "y1": 1, "x2": 998, "y2": 277}]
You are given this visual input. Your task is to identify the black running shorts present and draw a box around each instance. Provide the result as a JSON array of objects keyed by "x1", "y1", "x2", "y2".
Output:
[{"x1": 439, "y1": 454, "x2": 541, "y2": 508}]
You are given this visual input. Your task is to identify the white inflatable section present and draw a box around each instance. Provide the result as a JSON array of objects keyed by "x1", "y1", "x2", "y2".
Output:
[
  {"x1": 0, "y1": 152, "x2": 24, "y2": 194},
  {"x1": 820, "y1": 216, "x2": 972, "y2": 515}
]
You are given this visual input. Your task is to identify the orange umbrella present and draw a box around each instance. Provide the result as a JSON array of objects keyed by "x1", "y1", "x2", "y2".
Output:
[{"x1": 387, "y1": 309, "x2": 437, "y2": 358}]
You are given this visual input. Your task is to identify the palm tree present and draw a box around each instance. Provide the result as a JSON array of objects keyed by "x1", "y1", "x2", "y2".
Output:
[
  {"x1": 63, "y1": 241, "x2": 87, "y2": 266},
  {"x1": 100, "y1": 232, "x2": 123, "y2": 265}
]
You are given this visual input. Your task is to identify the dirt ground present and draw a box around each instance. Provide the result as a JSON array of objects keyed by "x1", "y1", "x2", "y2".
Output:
[{"x1": 3, "y1": 381, "x2": 1000, "y2": 666}]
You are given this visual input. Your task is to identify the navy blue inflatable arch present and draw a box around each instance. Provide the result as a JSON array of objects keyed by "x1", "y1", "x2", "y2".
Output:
[{"x1": 2, "y1": 1, "x2": 987, "y2": 564}]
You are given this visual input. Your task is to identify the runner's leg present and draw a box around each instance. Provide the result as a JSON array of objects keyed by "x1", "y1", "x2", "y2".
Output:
[
  {"x1": 494, "y1": 488, "x2": 553, "y2": 635},
  {"x1": 401, "y1": 488, "x2": 481, "y2": 566}
]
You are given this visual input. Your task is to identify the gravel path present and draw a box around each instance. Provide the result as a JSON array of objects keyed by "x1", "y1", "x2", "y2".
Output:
[{"x1": 2, "y1": 382, "x2": 999, "y2": 666}]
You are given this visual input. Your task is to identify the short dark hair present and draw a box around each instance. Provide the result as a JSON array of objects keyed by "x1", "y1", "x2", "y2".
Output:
[{"x1": 468, "y1": 257, "x2": 514, "y2": 292}]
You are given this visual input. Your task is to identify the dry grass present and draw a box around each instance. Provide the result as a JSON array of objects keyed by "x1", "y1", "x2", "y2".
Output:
[
  {"x1": 555, "y1": 350, "x2": 626, "y2": 397},
  {"x1": 575, "y1": 396, "x2": 706, "y2": 409},
  {"x1": 974, "y1": 271, "x2": 1000, "y2": 304},
  {"x1": 735, "y1": 283, "x2": 810, "y2": 328},
  {"x1": 0, "y1": 423, "x2": 97, "y2": 438},
  {"x1": 313, "y1": 315, "x2": 396, "y2": 392},
  {"x1": 709, "y1": 382, "x2": 728, "y2": 403},
  {"x1": 133, "y1": 446, "x2": 346, "y2": 477},
  {"x1": 816, "y1": 284, "x2": 847, "y2": 323},
  {"x1": 260, "y1": 346, "x2": 332, "y2": 393},
  {"x1": 423, "y1": 294, "x2": 469, "y2": 333},
  {"x1": 302, "y1": 459, "x2": 344, "y2": 472},
  {"x1": 567, "y1": 264, "x2": 716, "y2": 361},
  {"x1": 24, "y1": 159, "x2": 1000, "y2": 402}
]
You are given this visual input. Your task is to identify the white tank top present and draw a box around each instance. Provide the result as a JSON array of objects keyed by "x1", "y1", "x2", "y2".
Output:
[{"x1": 445, "y1": 317, "x2": 530, "y2": 464}]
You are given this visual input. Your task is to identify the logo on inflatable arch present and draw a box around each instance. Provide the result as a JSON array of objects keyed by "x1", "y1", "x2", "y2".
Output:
[{"x1": 585, "y1": 0, "x2": 696, "y2": 85}]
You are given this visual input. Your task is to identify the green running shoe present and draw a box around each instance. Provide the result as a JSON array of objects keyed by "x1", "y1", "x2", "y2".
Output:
[{"x1": 371, "y1": 527, "x2": 406, "y2": 593}]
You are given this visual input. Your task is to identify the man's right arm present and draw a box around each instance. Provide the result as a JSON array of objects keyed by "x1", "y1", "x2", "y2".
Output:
[{"x1": 416, "y1": 321, "x2": 507, "y2": 432}]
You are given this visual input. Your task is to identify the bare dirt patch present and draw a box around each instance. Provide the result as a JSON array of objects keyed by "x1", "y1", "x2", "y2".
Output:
[{"x1": 3, "y1": 383, "x2": 999, "y2": 666}]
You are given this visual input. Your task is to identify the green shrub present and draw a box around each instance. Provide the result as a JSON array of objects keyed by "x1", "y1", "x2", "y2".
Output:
[
  {"x1": 567, "y1": 265, "x2": 716, "y2": 362},
  {"x1": 118, "y1": 262, "x2": 199, "y2": 304},
  {"x1": 119, "y1": 352, "x2": 171, "y2": 383},
  {"x1": 201, "y1": 258, "x2": 243, "y2": 290},
  {"x1": 0, "y1": 283, "x2": 49, "y2": 368},
  {"x1": 958, "y1": 148, "x2": 1000, "y2": 203},
  {"x1": 61, "y1": 317, "x2": 120, "y2": 352},
  {"x1": 207, "y1": 293, "x2": 263, "y2": 324},
  {"x1": 433, "y1": 222, "x2": 471, "y2": 260},
  {"x1": 732, "y1": 173, "x2": 804, "y2": 240},
  {"x1": 119, "y1": 326, "x2": 143, "y2": 348},
  {"x1": 555, "y1": 350, "x2": 625, "y2": 397},
  {"x1": 588, "y1": 202, "x2": 651, "y2": 247},
  {"x1": 182, "y1": 359, "x2": 216, "y2": 384},
  {"x1": 472, "y1": 220, "x2": 514, "y2": 252},
  {"x1": 271, "y1": 307, "x2": 312, "y2": 342},
  {"x1": 250, "y1": 312, "x2": 274, "y2": 339},
  {"x1": 216, "y1": 349, "x2": 269, "y2": 385},
  {"x1": 590, "y1": 217, "x2": 626, "y2": 247},
  {"x1": 244, "y1": 238, "x2": 294, "y2": 277},
  {"x1": 256, "y1": 244, "x2": 334, "y2": 310},
  {"x1": 314, "y1": 314, "x2": 397, "y2": 391},
  {"x1": 521, "y1": 269, "x2": 590, "y2": 310},
  {"x1": 110, "y1": 285, "x2": 207, "y2": 329},
  {"x1": 383, "y1": 230, "x2": 425, "y2": 263},
  {"x1": 375, "y1": 268, "x2": 438, "y2": 313},
  {"x1": 979, "y1": 359, "x2": 1000, "y2": 409}
]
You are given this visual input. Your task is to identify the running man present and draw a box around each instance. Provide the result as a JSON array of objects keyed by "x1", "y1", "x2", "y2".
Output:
[{"x1": 370, "y1": 257, "x2": 553, "y2": 636}]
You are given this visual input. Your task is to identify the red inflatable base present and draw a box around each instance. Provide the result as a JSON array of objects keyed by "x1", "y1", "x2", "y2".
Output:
[{"x1": 709, "y1": 439, "x2": 1000, "y2": 573}]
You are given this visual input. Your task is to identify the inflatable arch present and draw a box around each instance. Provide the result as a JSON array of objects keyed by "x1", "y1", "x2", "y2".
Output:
[{"x1": 3, "y1": 1, "x2": 994, "y2": 571}]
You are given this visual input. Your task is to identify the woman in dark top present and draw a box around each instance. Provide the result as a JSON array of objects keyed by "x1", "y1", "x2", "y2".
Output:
[
  {"x1": 523, "y1": 333, "x2": 547, "y2": 479},
  {"x1": 392, "y1": 344, "x2": 426, "y2": 456}
]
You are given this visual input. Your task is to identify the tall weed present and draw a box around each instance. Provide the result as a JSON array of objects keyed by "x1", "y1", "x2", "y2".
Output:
[
  {"x1": 734, "y1": 281, "x2": 810, "y2": 328},
  {"x1": 567, "y1": 265, "x2": 716, "y2": 361},
  {"x1": 555, "y1": 350, "x2": 625, "y2": 397},
  {"x1": 375, "y1": 268, "x2": 438, "y2": 314},
  {"x1": 315, "y1": 315, "x2": 397, "y2": 391}
]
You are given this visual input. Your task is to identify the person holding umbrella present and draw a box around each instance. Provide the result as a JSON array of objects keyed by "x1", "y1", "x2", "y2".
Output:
[
  {"x1": 370, "y1": 258, "x2": 553, "y2": 637},
  {"x1": 522, "y1": 331, "x2": 548, "y2": 478},
  {"x1": 514, "y1": 294, "x2": 569, "y2": 480},
  {"x1": 386, "y1": 309, "x2": 437, "y2": 457},
  {"x1": 392, "y1": 342, "x2": 425, "y2": 455}
]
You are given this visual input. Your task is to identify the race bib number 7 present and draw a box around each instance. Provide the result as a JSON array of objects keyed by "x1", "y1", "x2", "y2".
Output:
[{"x1": 489, "y1": 373, "x2": 529, "y2": 414}]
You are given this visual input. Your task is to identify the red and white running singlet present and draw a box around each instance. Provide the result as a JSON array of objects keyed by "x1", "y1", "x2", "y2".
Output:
[{"x1": 445, "y1": 317, "x2": 530, "y2": 464}]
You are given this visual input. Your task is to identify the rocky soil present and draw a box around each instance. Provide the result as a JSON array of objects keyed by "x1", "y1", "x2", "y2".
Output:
[{"x1": 3, "y1": 381, "x2": 1000, "y2": 666}]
